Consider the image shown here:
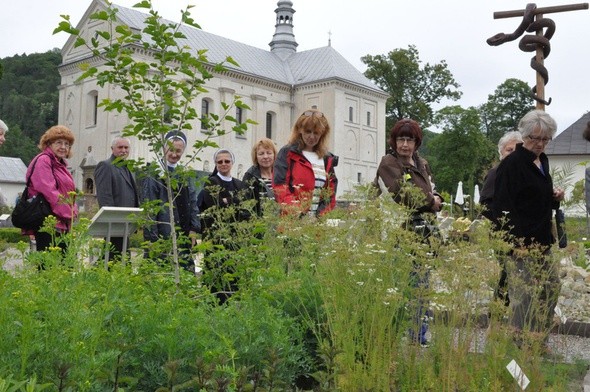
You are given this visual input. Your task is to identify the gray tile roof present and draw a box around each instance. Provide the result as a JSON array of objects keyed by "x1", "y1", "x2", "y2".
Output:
[
  {"x1": 545, "y1": 112, "x2": 590, "y2": 156},
  {"x1": 0, "y1": 157, "x2": 27, "y2": 184},
  {"x1": 114, "y1": 3, "x2": 382, "y2": 93}
]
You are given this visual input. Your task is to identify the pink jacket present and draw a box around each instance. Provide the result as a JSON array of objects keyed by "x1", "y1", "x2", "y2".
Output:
[{"x1": 23, "y1": 147, "x2": 78, "y2": 233}]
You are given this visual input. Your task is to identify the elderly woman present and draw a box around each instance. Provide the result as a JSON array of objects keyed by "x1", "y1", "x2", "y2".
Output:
[
  {"x1": 25, "y1": 125, "x2": 78, "y2": 254},
  {"x1": 0, "y1": 119, "x2": 7, "y2": 146},
  {"x1": 493, "y1": 110, "x2": 564, "y2": 344},
  {"x1": 372, "y1": 118, "x2": 441, "y2": 347},
  {"x1": 198, "y1": 148, "x2": 254, "y2": 304},
  {"x1": 373, "y1": 118, "x2": 442, "y2": 224},
  {"x1": 480, "y1": 131, "x2": 523, "y2": 220},
  {"x1": 273, "y1": 109, "x2": 338, "y2": 217},
  {"x1": 480, "y1": 131, "x2": 523, "y2": 306},
  {"x1": 242, "y1": 138, "x2": 276, "y2": 215},
  {"x1": 142, "y1": 130, "x2": 201, "y2": 272}
]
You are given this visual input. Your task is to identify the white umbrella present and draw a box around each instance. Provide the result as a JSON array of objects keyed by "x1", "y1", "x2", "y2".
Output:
[
  {"x1": 454, "y1": 181, "x2": 465, "y2": 205},
  {"x1": 473, "y1": 185, "x2": 480, "y2": 204}
]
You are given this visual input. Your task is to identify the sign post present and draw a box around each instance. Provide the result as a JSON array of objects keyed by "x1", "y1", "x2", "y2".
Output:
[{"x1": 88, "y1": 206, "x2": 142, "y2": 269}]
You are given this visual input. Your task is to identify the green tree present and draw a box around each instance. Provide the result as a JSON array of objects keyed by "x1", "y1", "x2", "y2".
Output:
[
  {"x1": 0, "y1": 125, "x2": 38, "y2": 164},
  {"x1": 55, "y1": 0, "x2": 253, "y2": 284},
  {"x1": 361, "y1": 45, "x2": 462, "y2": 131},
  {"x1": 429, "y1": 106, "x2": 496, "y2": 194},
  {"x1": 479, "y1": 78, "x2": 534, "y2": 145},
  {"x1": 0, "y1": 50, "x2": 61, "y2": 143}
]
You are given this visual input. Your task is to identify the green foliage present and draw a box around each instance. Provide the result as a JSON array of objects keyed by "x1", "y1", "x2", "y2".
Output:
[
  {"x1": 0, "y1": 228, "x2": 29, "y2": 244},
  {"x1": 479, "y1": 78, "x2": 535, "y2": 145},
  {"x1": 362, "y1": 45, "x2": 462, "y2": 131},
  {"x1": 54, "y1": 0, "x2": 253, "y2": 285},
  {"x1": 429, "y1": 105, "x2": 496, "y2": 193},
  {"x1": 0, "y1": 50, "x2": 61, "y2": 158},
  {"x1": 0, "y1": 125, "x2": 38, "y2": 164},
  {"x1": 0, "y1": 195, "x2": 587, "y2": 389}
]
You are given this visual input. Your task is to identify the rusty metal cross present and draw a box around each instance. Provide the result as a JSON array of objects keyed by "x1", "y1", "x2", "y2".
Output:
[{"x1": 487, "y1": 3, "x2": 588, "y2": 110}]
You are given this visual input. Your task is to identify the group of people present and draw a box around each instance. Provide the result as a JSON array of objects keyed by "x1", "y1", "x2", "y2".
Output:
[
  {"x1": 370, "y1": 110, "x2": 565, "y2": 348},
  {"x1": 6, "y1": 107, "x2": 566, "y2": 343}
]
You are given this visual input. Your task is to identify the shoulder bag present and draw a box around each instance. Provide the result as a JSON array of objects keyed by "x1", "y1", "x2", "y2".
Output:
[{"x1": 11, "y1": 154, "x2": 55, "y2": 231}]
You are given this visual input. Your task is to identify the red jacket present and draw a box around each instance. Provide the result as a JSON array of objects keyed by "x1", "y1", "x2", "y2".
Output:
[{"x1": 273, "y1": 144, "x2": 338, "y2": 216}]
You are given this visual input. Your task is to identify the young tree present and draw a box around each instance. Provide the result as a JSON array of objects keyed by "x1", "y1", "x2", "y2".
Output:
[
  {"x1": 479, "y1": 78, "x2": 534, "y2": 145},
  {"x1": 361, "y1": 45, "x2": 462, "y2": 131},
  {"x1": 428, "y1": 106, "x2": 496, "y2": 194},
  {"x1": 54, "y1": 0, "x2": 253, "y2": 284}
]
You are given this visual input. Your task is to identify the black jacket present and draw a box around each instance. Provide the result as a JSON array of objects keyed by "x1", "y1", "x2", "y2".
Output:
[{"x1": 492, "y1": 143, "x2": 558, "y2": 247}]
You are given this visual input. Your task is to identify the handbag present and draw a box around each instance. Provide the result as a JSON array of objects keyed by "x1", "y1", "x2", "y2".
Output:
[{"x1": 11, "y1": 154, "x2": 55, "y2": 231}]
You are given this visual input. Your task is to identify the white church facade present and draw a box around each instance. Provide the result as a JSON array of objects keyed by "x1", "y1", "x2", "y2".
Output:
[{"x1": 57, "y1": 0, "x2": 388, "y2": 203}]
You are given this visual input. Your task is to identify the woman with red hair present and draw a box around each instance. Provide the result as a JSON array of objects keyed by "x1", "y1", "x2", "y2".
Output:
[
  {"x1": 25, "y1": 125, "x2": 78, "y2": 254},
  {"x1": 372, "y1": 118, "x2": 442, "y2": 347},
  {"x1": 273, "y1": 109, "x2": 338, "y2": 217}
]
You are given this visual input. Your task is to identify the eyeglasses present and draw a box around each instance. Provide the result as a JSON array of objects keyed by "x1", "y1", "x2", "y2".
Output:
[
  {"x1": 526, "y1": 135, "x2": 552, "y2": 144},
  {"x1": 52, "y1": 140, "x2": 71, "y2": 148},
  {"x1": 216, "y1": 159, "x2": 232, "y2": 164},
  {"x1": 396, "y1": 136, "x2": 416, "y2": 144},
  {"x1": 301, "y1": 110, "x2": 324, "y2": 118}
]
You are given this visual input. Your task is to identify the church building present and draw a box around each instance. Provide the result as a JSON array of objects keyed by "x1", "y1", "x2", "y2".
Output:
[{"x1": 57, "y1": 0, "x2": 388, "y2": 202}]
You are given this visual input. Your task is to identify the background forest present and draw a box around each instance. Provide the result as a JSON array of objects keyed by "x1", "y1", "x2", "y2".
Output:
[{"x1": 0, "y1": 47, "x2": 534, "y2": 195}]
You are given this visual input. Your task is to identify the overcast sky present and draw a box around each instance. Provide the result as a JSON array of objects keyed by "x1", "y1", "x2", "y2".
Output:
[{"x1": 1, "y1": 0, "x2": 589, "y2": 134}]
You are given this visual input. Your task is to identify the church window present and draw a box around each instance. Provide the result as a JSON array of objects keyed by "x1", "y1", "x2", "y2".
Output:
[
  {"x1": 86, "y1": 90, "x2": 98, "y2": 127},
  {"x1": 266, "y1": 111, "x2": 276, "y2": 139}
]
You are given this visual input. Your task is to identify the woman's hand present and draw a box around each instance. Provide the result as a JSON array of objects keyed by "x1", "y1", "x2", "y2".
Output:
[{"x1": 552, "y1": 187, "x2": 565, "y2": 202}]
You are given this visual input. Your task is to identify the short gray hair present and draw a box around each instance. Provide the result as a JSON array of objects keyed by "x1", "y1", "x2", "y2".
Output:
[
  {"x1": 0, "y1": 119, "x2": 8, "y2": 132},
  {"x1": 111, "y1": 136, "x2": 131, "y2": 147},
  {"x1": 497, "y1": 131, "x2": 523, "y2": 157},
  {"x1": 518, "y1": 110, "x2": 557, "y2": 139}
]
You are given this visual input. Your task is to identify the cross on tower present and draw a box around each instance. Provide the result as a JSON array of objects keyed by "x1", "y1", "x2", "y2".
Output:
[{"x1": 487, "y1": 3, "x2": 588, "y2": 110}]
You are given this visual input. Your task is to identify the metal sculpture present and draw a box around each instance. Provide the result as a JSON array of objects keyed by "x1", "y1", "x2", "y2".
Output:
[{"x1": 487, "y1": 3, "x2": 588, "y2": 110}]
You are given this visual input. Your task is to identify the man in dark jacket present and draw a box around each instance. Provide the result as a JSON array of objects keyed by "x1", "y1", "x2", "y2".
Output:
[{"x1": 95, "y1": 136, "x2": 139, "y2": 261}]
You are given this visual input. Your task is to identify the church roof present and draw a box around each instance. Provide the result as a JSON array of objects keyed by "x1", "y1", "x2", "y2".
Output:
[
  {"x1": 544, "y1": 112, "x2": 590, "y2": 156},
  {"x1": 0, "y1": 157, "x2": 27, "y2": 184},
  {"x1": 110, "y1": 2, "x2": 383, "y2": 94}
]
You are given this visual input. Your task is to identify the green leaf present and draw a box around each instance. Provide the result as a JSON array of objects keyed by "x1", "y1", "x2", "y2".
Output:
[{"x1": 89, "y1": 10, "x2": 110, "y2": 21}]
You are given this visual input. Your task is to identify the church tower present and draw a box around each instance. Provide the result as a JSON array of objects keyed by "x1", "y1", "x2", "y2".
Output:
[{"x1": 269, "y1": 0, "x2": 298, "y2": 60}]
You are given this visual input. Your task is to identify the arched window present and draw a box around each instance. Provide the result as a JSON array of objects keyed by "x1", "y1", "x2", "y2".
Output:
[{"x1": 86, "y1": 90, "x2": 98, "y2": 127}]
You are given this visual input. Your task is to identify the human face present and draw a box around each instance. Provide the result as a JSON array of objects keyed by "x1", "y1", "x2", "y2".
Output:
[
  {"x1": 165, "y1": 139, "x2": 185, "y2": 165},
  {"x1": 215, "y1": 152, "x2": 233, "y2": 176},
  {"x1": 50, "y1": 139, "x2": 71, "y2": 159},
  {"x1": 395, "y1": 136, "x2": 416, "y2": 159},
  {"x1": 112, "y1": 139, "x2": 130, "y2": 159},
  {"x1": 301, "y1": 127, "x2": 322, "y2": 151},
  {"x1": 256, "y1": 146, "x2": 275, "y2": 170},
  {"x1": 0, "y1": 129, "x2": 5, "y2": 146},
  {"x1": 522, "y1": 129, "x2": 551, "y2": 157},
  {"x1": 500, "y1": 140, "x2": 519, "y2": 160}
]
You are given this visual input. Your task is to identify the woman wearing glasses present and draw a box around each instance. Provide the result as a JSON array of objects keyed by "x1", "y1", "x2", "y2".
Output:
[
  {"x1": 372, "y1": 118, "x2": 441, "y2": 347},
  {"x1": 142, "y1": 130, "x2": 201, "y2": 272},
  {"x1": 492, "y1": 110, "x2": 564, "y2": 346},
  {"x1": 198, "y1": 148, "x2": 254, "y2": 304},
  {"x1": 273, "y1": 109, "x2": 338, "y2": 216},
  {"x1": 372, "y1": 118, "x2": 442, "y2": 218},
  {"x1": 23, "y1": 125, "x2": 78, "y2": 254}
]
